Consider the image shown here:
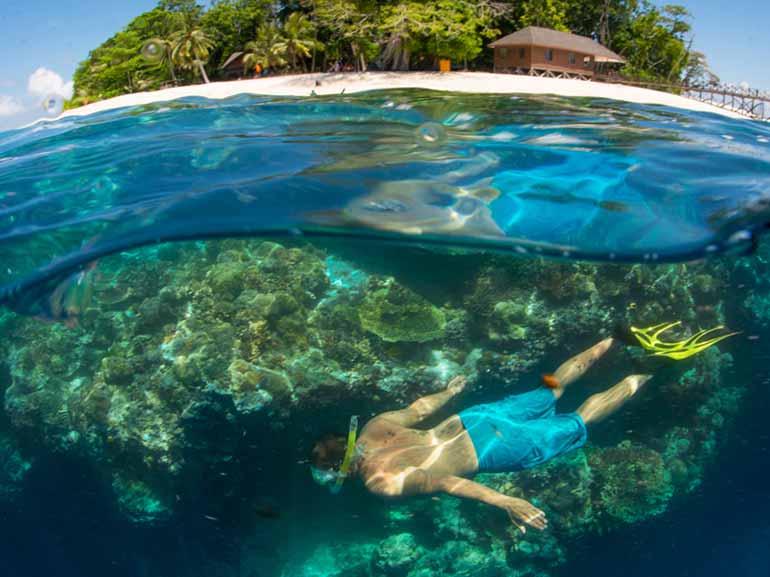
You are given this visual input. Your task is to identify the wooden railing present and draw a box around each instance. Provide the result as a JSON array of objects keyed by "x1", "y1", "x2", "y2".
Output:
[{"x1": 595, "y1": 76, "x2": 770, "y2": 120}]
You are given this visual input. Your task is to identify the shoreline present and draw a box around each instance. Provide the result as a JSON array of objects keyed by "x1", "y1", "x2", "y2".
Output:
[{"x1": 56, "y1": 71, "x2": 746, "y2": 120}]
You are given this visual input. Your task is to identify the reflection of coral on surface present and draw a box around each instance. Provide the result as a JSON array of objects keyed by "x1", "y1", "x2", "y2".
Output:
[{"x1": 0, "y1": 236, "x2": 754, "y2": 575}]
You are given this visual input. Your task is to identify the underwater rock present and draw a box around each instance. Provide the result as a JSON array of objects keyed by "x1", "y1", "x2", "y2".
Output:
[
  {"x1": 408, "y1": 540, "x2": 509, "y2": 577},
  {"x1": 373, "y1": 532, "x2": 424, "y2": 577},
  {"x1": 283, "y1": 542, "x2": 377, "y2": 577},
  {"x1": 112, "y1": 474, "x2": 172, "y2": 525},
  {"x1": 358, "y1": 278, "x2": 446, "y2": 343},
  {"x1": 225, "y1": 359, "x2": 293, "y2": 414},
  {"x1": 487, "y1": 300, "x2": 530, "y2": 343},
  {"x1": 589, "y1": 441, "x2": 673, "y2": 524},
  {"x1": 0, "y1": 433, "x2": 31, "y2": 504}
]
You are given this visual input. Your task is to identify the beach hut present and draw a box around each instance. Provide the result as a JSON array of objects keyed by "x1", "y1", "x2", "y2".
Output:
[
  {"x1": 489, "y1": 26, "x2": 625, "y2": 79},
  {"x1": 220, "y1": 51, "x2": 246, "y2": 79}
]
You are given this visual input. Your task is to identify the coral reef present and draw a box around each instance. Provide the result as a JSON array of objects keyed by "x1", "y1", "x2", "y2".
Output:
[
  {"x1": 358, "y1": 278, "x2": 446, "y2": 343},
  {"x1": 0, "y1": 236, "x2": 756, "y2": 575}
]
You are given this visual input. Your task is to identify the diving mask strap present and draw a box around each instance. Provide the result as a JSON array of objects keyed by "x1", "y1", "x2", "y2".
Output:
[{"x1": 330, "y1": 415, "x2": 359, "y2": 494}]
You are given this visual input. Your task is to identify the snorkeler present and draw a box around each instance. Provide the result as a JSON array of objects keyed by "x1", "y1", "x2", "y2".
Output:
[{"x1": 311, "y1": 338, "x2": 651, "y2": 532}]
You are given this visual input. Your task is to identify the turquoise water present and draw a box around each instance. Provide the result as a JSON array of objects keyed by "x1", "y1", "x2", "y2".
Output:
[
  {"x1": 3, "y1": 92, "x2": 770, "y2": 315},
  {"x1": 1, "y1": 92, "x2": 770, "y2": 577}
]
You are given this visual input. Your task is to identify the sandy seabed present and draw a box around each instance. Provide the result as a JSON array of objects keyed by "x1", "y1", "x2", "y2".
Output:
[{"x1": 59, "y1": 71, "x2": 744, "y2": 120}]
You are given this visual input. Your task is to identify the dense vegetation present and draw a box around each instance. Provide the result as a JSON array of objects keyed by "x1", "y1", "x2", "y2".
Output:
[{"x1": 70, "y1": 0, "x2": 716, "y2": 106}]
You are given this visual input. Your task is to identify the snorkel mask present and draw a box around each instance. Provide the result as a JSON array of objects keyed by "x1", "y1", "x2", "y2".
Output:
[{"x1": 311, "y1": 415, "x2": 359, "y2": 494}]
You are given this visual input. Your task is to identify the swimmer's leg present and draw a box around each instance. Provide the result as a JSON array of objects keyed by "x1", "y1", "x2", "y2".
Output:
[
  {"x1": 550, "y1": 337, "x2": 614, "y2": 399},
  {"x1": 576, "y1": 374, "x2": 651, "y2": 425}
]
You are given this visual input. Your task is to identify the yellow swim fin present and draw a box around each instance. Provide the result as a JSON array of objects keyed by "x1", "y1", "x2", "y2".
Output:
[{"x1": 629, "y1": 321, "x2": 739, "y2": 360}]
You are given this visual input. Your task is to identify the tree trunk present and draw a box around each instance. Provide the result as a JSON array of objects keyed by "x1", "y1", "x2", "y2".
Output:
[
  {"x1": 311, "y1": 31, "x2": 318, "y2": 72},
  {"x1": 599, "y1": 0, "x2": 611, "y2": 46},
  {"x1": 197, "y1": 61, "x2": 210, "y2": 84},
  {"x1": 168, "y1": 60, "x2": 177, "y2": 84}
]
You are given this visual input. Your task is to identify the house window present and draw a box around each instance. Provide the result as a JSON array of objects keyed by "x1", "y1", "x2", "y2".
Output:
[
  {"x1": 583, "y1": 56, "x2": 591, "y2": 68},
  {"x1": 545, "y1": 48, "x2": 553, "y2": 62},
  {"x1": 519, "y1": 47, "x2": 525, "y2": 59},
  {"x1": 569, "y1": 52, "x2": 576, "y2": 65}
]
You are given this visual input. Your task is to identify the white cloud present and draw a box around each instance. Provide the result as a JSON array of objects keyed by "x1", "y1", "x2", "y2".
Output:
[
  {"x1": 0, "y1": 95, "x2": 25, "y2": 117},
  {"x1": 27, "y1": 67, "x2": 73, "y2": 100}
]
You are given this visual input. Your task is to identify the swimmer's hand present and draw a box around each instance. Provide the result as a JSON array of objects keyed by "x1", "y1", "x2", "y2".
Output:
[
  {"x1": 497, "y1": 496, "x2": 547, "y2": 533},
  {"x1": 447, "y1": 376, "x2": 467, "y2": 396}
]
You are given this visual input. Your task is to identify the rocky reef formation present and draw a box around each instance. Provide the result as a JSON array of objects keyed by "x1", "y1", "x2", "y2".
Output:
[{"x1": 0, "y1": 236, "x2": 759, "y2": 576}]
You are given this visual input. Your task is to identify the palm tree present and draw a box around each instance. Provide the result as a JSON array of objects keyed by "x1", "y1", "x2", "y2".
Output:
[
  {"x1": 280, "y1": 13, "x2": 318, "y2": 71},
  {"x1": 243, "y1": 23, "x2": 288, "y2": 73},
  {"x1": 171, "y1": 15, "x2": 214, "y2": 83}
]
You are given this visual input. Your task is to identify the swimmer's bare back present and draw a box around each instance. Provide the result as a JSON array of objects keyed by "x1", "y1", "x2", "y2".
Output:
[{"x1": 355, "y1": 376, "x2": 548, "y2": 532}]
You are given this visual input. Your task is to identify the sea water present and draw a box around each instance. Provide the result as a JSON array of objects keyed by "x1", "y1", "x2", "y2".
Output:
[{"x1": 0, "y1": 92, "x2": 769, "y2": 577}]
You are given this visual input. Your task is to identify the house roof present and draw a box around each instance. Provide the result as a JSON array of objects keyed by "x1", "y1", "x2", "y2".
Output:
[
  {"x1": 220, "y1": 51, "x2": 245, "y2": 69},
  {"x1": 489, "y1": 26, "x2": 625, "y2": 63}
]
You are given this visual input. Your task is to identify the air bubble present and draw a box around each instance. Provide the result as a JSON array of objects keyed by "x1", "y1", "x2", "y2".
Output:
[
  {"x1": 42, "y1": 94, "x2": 64, "y2": 116},
  {"x1": 141, "y1": 39, "x2": 164, "y2": 62},
  {"x1": 416, "y1": 122, "x2": 445, "y2": 146},
  {"x1": 727, "y1": 230, "x2": 752, "y2": 245}
]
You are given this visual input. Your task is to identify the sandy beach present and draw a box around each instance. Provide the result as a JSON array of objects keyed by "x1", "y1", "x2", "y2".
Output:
[{"x1": 58, "y1": 71, "x2": 745, "y2": 120}]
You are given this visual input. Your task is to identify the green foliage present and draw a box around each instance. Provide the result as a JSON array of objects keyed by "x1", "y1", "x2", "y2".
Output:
[
  {"x1": 201, "y1": 0, "x2": 273, "y2": 70},
  {"x1": 521, "y1": 0, "x2": 571, "y2": 32},
  {"x1": 170, "y1": 13, "x2": 215, "y2": 82},
  {"x1": 72, "y1": 7, "x2": 182, "y2": 100},
  {"x1": 71, "y1": 0, "x2": 707, "y2": 103},
  {"x1": 243, "y1": 23, "x2": 289, "y2": 71},
  {"x1": 611, "y1": 3, "x2": 692, "y2": 82},
  {"x1": 281, "y1": 12, "x2": 321, "y2": 70}
]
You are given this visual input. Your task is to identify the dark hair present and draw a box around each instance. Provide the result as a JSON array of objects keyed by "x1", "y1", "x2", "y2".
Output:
[{"x1": 311, "y1": 434, "x2": 347, "y2": 471}]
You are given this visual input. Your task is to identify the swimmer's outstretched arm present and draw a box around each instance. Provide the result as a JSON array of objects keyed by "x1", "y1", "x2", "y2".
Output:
[
  {"x1": 430, "y1": 475, "x2": 547, "y2": 532},
  {"x1": 377, "y1": 376, "x2": 467, "y2": 427}
]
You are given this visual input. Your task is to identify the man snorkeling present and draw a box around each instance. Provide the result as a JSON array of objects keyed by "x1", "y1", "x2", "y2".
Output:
[{"x1": 311, "y1": 338, "x2": 651, "y2": 532}]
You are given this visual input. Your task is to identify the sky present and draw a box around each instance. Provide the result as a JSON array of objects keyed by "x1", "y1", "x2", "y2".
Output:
[{"x1": 0, "y1": 0, "x2": 769, "y2": 129}]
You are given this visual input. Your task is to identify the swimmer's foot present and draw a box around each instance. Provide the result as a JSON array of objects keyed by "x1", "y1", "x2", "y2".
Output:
[
  {"x1": 576, "y1": 373, "x2": 652, "y2": 425},
  {"x1": 552, "y1": 337, "x2": 615, "y2": 391},
  {"x1": 623, "y1": 374, "x2": 652, "y2": 396}
]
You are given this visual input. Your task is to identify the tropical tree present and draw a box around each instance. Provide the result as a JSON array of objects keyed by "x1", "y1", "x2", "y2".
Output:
[
  {"x1": 171, "y1": 14, "x2": 215, "y2": 83},
  {"x1": 612, "y1": 3, "x2": 692, "y2": 82},
  {"x1": 243, "y1": 23, "x2": 288, "y2": 71},
  {"x1": 201, "y1": 0, "x2": 273, "y2": 70},
  {"x1": 312, "y1": 0, "x2": 377, "y2": 71},
  {"x1": 281, "y1": 12, "x2": 320, "y2": 71},
  {"x1": 520, "y1": 0, "x2": 571, "y2": 32},
  {"x1": 377, "y1": 2, "x2": 428, "y2": 71}
]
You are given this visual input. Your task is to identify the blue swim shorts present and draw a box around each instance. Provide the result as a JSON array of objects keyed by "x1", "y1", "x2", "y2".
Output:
[{"x1": 459, "y1": 387, "x2": 587, "y2": 473}]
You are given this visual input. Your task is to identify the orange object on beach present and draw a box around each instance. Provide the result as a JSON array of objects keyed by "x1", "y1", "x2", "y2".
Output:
[{"x1": 541, "y1": 373, "x2": 561, "y2": 389}]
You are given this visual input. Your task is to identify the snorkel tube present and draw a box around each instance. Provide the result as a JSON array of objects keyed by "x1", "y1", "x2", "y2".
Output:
[
  {"x1": 330, "y1": 415, "x2": 359, "y2": 494},
  {"x1": 310, "y1": 415, "x2": 359, "y2": 494}
]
